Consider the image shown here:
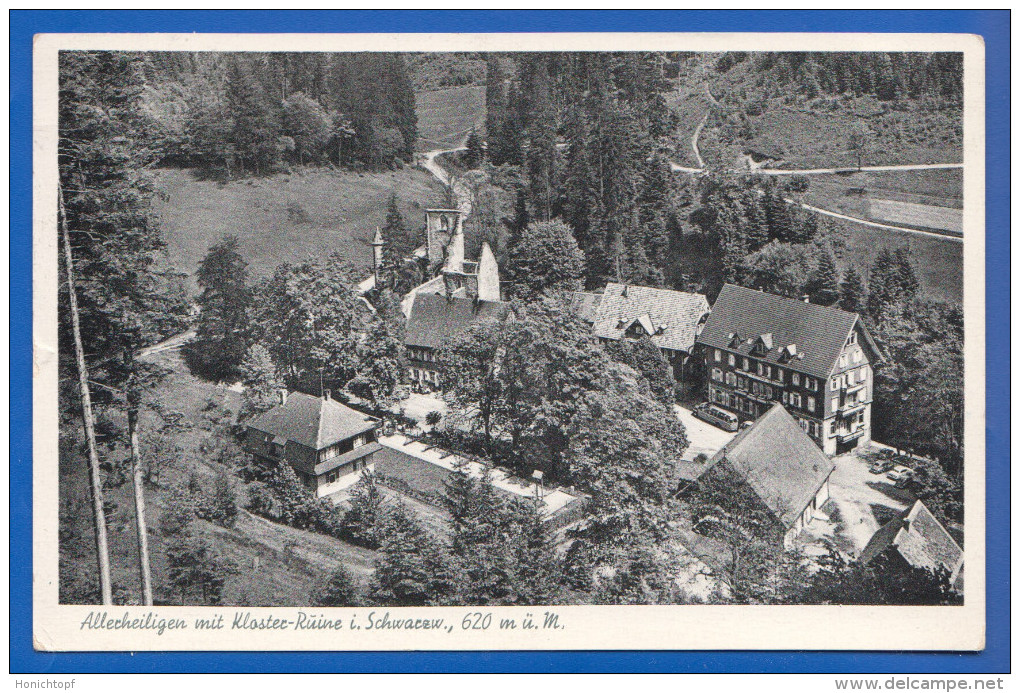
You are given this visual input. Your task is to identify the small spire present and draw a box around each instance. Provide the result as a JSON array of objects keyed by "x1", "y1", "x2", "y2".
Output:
[{"x1": 370, "y1": 226, "x2": 384, "y2": 247}]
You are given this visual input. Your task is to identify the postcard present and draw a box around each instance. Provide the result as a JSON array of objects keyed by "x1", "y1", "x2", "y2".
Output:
[{"x1": 33, "y1": 30, "x2": 984, "y2": 651}]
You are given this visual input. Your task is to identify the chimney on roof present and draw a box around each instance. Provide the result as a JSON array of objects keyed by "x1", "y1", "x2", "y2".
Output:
[
  {"x1": 621, "y1": 284, "x2": 629, "y2": 298},
  {"x1": 278, "y1": 389, "x2": 288, "y2": 405},
  {"x1": 802, "y1": 295, "x2": 810, "y2": 303},
  {"x1": 322, "y1": 389, "x2": 331, "y2": 401}
]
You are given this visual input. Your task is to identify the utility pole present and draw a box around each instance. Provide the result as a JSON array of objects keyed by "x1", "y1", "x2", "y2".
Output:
[
  {"x1": 58, "y1": 182, "x2": 113, "y2": 604},
  {"x1": 124, "y1": 348, "x2": 153, "y2": 605}
]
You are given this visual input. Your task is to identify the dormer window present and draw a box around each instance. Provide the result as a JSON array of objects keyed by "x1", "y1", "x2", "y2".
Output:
[{"x1": 751, "y1": 333, "x2": 773, "y2": 357}]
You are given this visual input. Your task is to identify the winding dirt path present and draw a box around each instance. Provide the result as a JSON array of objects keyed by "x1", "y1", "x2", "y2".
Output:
[
  {"x1": 690, "y1": 112, "x2": 708, "y2": 170},
  {"x1": 669, "y1": 161, "x2": 964, "y2": 176}
]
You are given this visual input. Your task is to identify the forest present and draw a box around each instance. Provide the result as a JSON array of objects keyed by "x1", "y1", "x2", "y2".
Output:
[
  {"x1": 57, "y1": 49, "x2": 964, "y2": 608},
  {"x1": 137, "y1": 51, "x2": 418, "y2": 174}
]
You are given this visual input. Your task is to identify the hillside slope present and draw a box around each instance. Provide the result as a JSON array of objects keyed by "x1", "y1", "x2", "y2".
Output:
[
  {"x1": 673, "y1": 52, "x2": 963, "y2": 171},
  {"x1": 152, "y1": 166, "x2": 446, "y2": 292}
]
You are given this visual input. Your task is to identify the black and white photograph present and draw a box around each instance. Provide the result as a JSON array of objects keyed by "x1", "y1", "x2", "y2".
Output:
[{"x1": 33, "y1": 31, "x2": 985, "y2": 652}]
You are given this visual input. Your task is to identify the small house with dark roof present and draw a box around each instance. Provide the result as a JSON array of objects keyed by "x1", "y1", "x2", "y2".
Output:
[
  {"x1": 693, "y1": 403, "x2": 835, "y2": 548},
  {"x1": 244, "y1": 391, "x2": 382, "y2": 497},
  {"x1": 403, "y1": 292, "x2": 509, "y2": 391},
  {"x1": 696, "y1": 283, "x2": 882, "y2": 455},
  {"x1": 589, "y1": 283, "x2": 711, "y2": 381},
  {"x1": 860, "y1": 500, "x2": 964, "y2": 591}
]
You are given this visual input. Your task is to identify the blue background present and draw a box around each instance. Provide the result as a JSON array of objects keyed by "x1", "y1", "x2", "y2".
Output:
[{"x1": 10, "y1": 10, "x2": 1009, "y2": 674}]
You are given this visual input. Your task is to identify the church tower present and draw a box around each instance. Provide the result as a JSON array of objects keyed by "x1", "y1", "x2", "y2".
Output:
[
  {"x1": 370, "y1": 227, "x2": 385, "y2": 286},
  {"x1": 425, "y1": 209, "x2": 464, "y2": 274}
]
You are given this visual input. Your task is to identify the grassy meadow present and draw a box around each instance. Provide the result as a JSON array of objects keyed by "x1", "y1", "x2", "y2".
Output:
[
  {"x1": 414, "y1": 85, "x2": 486, "y2": 151},
  {"x1": 151, "y1": 166, "x2": 447, "y2": 293}
]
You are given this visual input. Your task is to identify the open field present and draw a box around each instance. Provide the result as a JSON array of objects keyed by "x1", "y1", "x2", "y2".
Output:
[
  {"x1": 802, "y1": 169, "x2": 964, "y2": 236},
  {"x1": 868, "y1": 199, "x2": 963, "y2": 235},
  {"x1": 668, "y1": 86, "x2": 714, "y2": 168},
  {"x1": 804, "y1": 169, "x2": 962, "y2": 221},
  {"x1": 151, "y1": 166, "x2": 446, "y2": 293},
  {"x1": 820, "y1": 215, "x2": 963, "y2": 304},
  {"x1": 415, "y1": 85, "x2": 485, "y2": 151}
]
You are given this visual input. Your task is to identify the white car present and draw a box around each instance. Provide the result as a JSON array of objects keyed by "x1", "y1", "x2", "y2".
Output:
[{"x1": 885, "y1": 466, "x2": 914, "y2": 487}]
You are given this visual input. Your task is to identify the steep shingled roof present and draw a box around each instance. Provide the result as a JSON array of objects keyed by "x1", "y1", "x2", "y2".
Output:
[
  {"x1": 247, "y1": 392, "x2": 377, "y2": 451},
  {"x1": 697, "y1": 284, "x2": 879, "y2": 379},
  {"x1": 860, "y1": 500, "x2": 964, "y2": 581},
  {"x1": 702, "y1": 403, "x2": 834, "y2": 529},
  {"x1": 404, "y1": 292, "x2": 509, "y2": 350},
  {"x1": 591, "y1": 283, "x2": 710, "y2": 353}
]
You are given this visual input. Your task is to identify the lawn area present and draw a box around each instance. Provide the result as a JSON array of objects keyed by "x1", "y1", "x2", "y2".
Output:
[
  {"x1": 151, "y1": 166, "x2": 446, "y2": 293},
  {"x1": 415, "y1": 85, "x2": 485, "y2": 151},
  {"x1": 819, "y1": 215, "x2": 963, "y2": 304},
  {"x1": 868, "y1": 199, "x2": 963, "y2": 236}
]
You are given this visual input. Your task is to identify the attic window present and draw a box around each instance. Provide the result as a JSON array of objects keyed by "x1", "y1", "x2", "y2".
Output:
[
  {"x1": 728, "y1": 332, "x2": 742, "y2": 348},
  {"x1": 751, "y1": 333, "x2": 773, "y2": 356},
  {"x1": 624, "y1": 314, "x2": 656, "y2": 337},
  {"x1": 778, "y1": 344, "x2": 798, "y2": 362}
]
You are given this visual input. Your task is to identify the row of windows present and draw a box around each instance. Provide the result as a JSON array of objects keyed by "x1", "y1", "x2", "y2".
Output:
[
  {"x1": 711, "y1": 368, "x2": 818, "y2": 413},
  {"x1": 319, "y1": 431, "x2": 375, "y2": 463},
  {"x1": 410, "y1": 367, "x2": 439, "y2": 384},
  {"x1": 712, "y1": 349, "x2": 819, "y2": 390},
  {"x1": 831, "y1": 366, "x2": 869, "y2": 391},
  {"x1": 710, "y1": 386, "x2": 758, "y2": 416},
  {"x1": 409, "y1": 348, "x2": 438, "y2": 363},
  {"x1": 793, "y1": 416, "x2": 822, "y2": 440},
  {"x1": 321, "y1": 458, "x2": 370, "y2": 486},
  {"x1": 838, "y1": 347, "x2": 863, "y2": 369}
]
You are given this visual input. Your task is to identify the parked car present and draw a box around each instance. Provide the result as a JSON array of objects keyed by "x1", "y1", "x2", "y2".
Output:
[
  {"x1": 886, "y1": 466, "x2": 914, "y2": 488},
  {"x1": 692, "y1": 402, "x2": 740, "y2": 432},
  {"x1": 869, "y1": 459, "x2": 895, "y2": 474}
]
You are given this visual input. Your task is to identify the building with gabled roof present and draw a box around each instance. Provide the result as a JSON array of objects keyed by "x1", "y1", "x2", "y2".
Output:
[
  {"x1": 403, "y1": 292, "x2": 509, "y2": 391},
  {"x1": 695, "y1": 403, "x2": 835, "y2": 548},
  {"x1": 861, "y1": 500, "x2": 964, "y2": 591},
  {"x1": 696, "y1": 283, "x2": 882, "y2": 455},
  {"x1": 586, "y1": 282, "x2": 710, "y2": 382},
  {"x1": 244, "y1": 391, "x2": 382, "y2": 497}
]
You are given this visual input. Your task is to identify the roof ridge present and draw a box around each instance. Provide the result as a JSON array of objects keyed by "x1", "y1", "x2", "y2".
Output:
[{"x1": 315, "y1": 395, "x2": 327, "y2": 448}]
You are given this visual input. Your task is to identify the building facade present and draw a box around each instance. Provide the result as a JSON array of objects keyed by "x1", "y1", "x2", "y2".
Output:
[
  {"x1": 695, "y1": 403, "x2": 836, "y2": 549},
  {"x1": 696, "y1": 284, "x2": 881, "y2": 455},
  {"x1": 244, "y1": 391, "x2": 382, "y2": 497},
  {"x1": 404, "y1": 293, "x2": 508, "y2": 391},
  {"x1": 400, "y1": 208, "x2": 507, "y2": 391},
  {"x1": 575, "y1": 283, "x2": 711, "y2": 382}
]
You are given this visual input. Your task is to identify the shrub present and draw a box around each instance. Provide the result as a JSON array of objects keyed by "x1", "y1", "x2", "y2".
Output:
[{"x1": 313, "y1": 563, "x2": 362, "y2": 607}]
